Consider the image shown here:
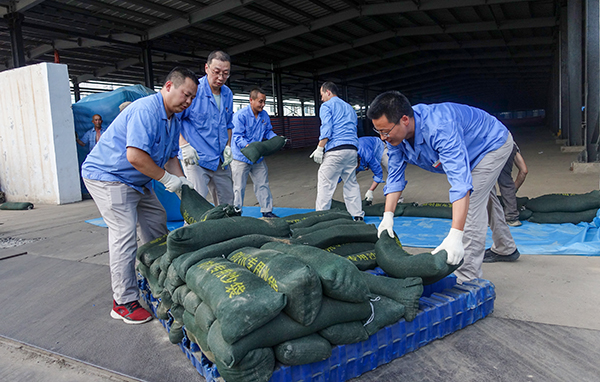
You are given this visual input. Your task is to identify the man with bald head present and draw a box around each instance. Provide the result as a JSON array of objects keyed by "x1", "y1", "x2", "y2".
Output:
[{"x1": 77, "y1": 114, "x2": 106, "y2": 152}]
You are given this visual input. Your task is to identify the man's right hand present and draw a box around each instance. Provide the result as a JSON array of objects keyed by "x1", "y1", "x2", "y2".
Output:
[
  {"x1": 377, "y1": 211, "x2": 395, "y2": 238},
  {"x1": 365, "y1": 190, "x2": 374, "y2": 202},
  {"x1": 180, "y1": 143, "x2": 199, "y2": 166},
  {"x1": 158, "y1": 171, "x2": 184, "y2": 194},
  {"x1": 310, "y1": 146, "x2": 324, "y2": 164}
]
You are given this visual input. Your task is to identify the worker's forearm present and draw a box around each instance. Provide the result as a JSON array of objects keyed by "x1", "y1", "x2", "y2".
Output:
[
  {"x1": 179, "y1": 134, "x2": 189, "y2": 146},
  {"x1": 127, "y1": 147, "x2": 165, "y2": 180},
  {"x1": 384, "y1": 191, "x2": 402, "y2": 212},
  {"x1": 514, "y1": 172, "x2": 527, "y2": 190},
  {"x1": 318, "y1": 138, "x2": 328, "y2": 148},
  {"x1": 451, "y1": 194, "x2": 469, "y2": 231},
  {"x1": 164, "y1": 157, "x2": 185, "y2": 177},
  {"x1": 369, "y1": 181, "x2": 379, "y2": 192}
]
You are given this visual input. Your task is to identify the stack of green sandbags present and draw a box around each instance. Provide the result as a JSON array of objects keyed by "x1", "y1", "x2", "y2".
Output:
[{"x1": 525, "y1": 190, "x2": 600, "y2": 224}]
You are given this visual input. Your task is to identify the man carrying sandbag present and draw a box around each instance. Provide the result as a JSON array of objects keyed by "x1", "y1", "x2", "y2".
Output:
[
  {"x1": 310, "y1": 81, "x2": 365, "y2": 221},
  {"x1": 369, "y1": 91, "x2": 520, "y2": 284},
  {"x1": 82, "y1": 67, "x2": 198, "y2": 324},
  {"x1": 231, "y1": 87, "x2": 279, "y2": 218},
  {"x1": 179, "y1": 50, "x2": 235, "y2": 205}
]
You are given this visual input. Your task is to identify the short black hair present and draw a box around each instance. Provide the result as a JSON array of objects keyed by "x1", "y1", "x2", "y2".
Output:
[
  {"x1": 250, "y1": 87, "x2": 266, "y2": 99},
  {"x1": 321, "y1": 81, "x2": 338, "y2": 96},
  {"x1": 367, "y1": 91, "x2": 413, "y2": 123},
  {"x1": 207, "y1": 50, "x2": 231, "y2": 65},
  {"x1": 164, "y1": 67, "x2": 199, "y2": 87}
]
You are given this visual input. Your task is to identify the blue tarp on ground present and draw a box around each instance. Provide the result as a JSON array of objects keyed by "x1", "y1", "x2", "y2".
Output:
[{"x1": 86, "y1": 206, "x2": 600, "y2": 256}]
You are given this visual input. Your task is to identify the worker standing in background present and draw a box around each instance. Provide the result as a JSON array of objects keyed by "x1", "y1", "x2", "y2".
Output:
[
  {"x1": 76, "y1": 114, "x2": 106, "y2": 153},
  {"x1": 496, "y1": 143, "x2": 528, "y2": 227},
  {"x1": 356, "y1": 136, "x2": 390, "y2": 203},
  {"x1": 310, "y1": 81, "x2": 364, "y2": 221},
  {"x1": 82, "y1": 67, "x2": 198, "y2": 324},
  {"x1": 179, "y1": 50, "x2": 234, "y2": 205},
  {"x1": 231, "y1": 87, "x2": 279, "y2": 218},
  {"x1": 368, "y1": 91, "x2": 519, "y2": 284}
]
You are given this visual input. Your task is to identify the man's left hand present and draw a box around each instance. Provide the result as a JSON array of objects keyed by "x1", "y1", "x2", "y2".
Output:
[
  {"x1": 222, "y1": 146, "x2": 233, "y2": 169},
  {"x1": 432, "y1": 228, "x2": 464, "y2": 265}
]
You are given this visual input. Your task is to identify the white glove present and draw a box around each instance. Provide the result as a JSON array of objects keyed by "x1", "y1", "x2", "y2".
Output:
[
  {"x1": 310, "y1": 146, "x2": 324, "y2": 164},
  {"x1": 222, "y1": 146, "x2": 233, "y2": 169},
  {"x1": 175, "y1": 176, "x2": 194, "y2": 199},
  {"x1": 377, "y1": 211, "x2": 395, "y2": 238},
  {"x1": 432, "y1": 228, "x2": 464, "y2": 265},
  {"x1": 365, "y1": 190, "x2": 374, "y2": 202},
  {"x1": 158, "y1": 171, "x2": 183, "y2": 194},
  {"x1": 180, "y1": 143, "x2": 199, "y2": 166}
]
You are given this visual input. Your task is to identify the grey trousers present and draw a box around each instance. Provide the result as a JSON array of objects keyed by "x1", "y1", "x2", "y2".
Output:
[
  {"x1": 316, "y1": 149, "x2": 364, "y2": 218},
  {"x1": 183, "y1": 162, "x2": 234, "y2": 205},
  {"x1": 455, "y1": 133, "x2": 517, "y2": 283},
  {"x1": 84, "y1": 179, "x2": 168, "y2": 304},
  {"x1": 498, "y1": 144, "x2": 519, "y2": 222},
  {"x1": 231, "y1": 159, "x2": 273, "y2": 212}
]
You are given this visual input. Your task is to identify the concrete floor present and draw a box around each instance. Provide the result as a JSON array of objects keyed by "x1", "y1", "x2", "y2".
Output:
[{"x1": 1, "y1": 122, "x2": 599, "y2": 381}]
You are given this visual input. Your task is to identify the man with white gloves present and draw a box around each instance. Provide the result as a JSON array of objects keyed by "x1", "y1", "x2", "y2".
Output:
[
  {"x1": 368, "y1": 91, "x2": 519, "y2": 284},
  {"x1": 179, "y1": 50, "x2": 234, "y2": 205},
  {"x1": 82, "y1": 67, "x2": 198, "y2": 324},
  {"x1": 356, "y1": 136, "x2": 388, "y2": 203},
  {"x1": 311, "y1": 81, "x2": 364, "y2": 221}
]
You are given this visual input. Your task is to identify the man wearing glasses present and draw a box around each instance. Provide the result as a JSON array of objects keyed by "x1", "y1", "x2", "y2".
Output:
[
  {"x1": 310, "y1": 81, "x2": 364, "y2": 221},
  {"x1": 368, "y1": 91, "x2": 519, "y2": 284},
  {"x1": 179, "y1": 50, "x2": 234, "y2": 205}
]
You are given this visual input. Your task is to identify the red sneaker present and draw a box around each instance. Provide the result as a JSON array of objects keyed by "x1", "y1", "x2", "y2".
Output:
[{"x1": 110, "y1": 300, "x2": 153, "y2": 324}]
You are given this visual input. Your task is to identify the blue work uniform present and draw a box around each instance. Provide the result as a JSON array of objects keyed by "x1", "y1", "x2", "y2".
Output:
[
  {"x1": 385, "y1": 102, "x2": 508, "y2": 203},
  {"x1": 82, "y1": 92, "x2": 180, "y2": 193},
  {"x1": 232, "y1": 105, "x2": 277, "y2": 164},
  {"x1": 357, "y1": 136, "x2": 386, "y2": 183},
  {"x1": 81, "y1": 127, "x2": 107, "y2": 152},
  {"x1": 319, "y1": 96, "x2": 359, "y2": 151},
  {"x1": 180, "y1": 75, "x2": 234, "y2": 171}
]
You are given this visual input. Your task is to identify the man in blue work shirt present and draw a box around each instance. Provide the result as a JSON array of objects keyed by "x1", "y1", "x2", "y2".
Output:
[
  {"x1": 179, "y1": 50, "x2": 234, "y2": 205},
  {"x1": 357, "y1": 136, "x2": 389, "y2": 203},
  {"x1": 82, "y1": 67, "x2": 198, "y2": 324},
  {"x1": 310, "y1": 81, "x2": 364, "y2": 221},
  {"x1": 368, "y1": 91, "x2": 519, "y2": 284},
  {"x1": 76, "y1": 114, "x2": 106, "y2": 152},
  {"x1": 231, "y1": 87, "x2": 279, "y2": 218}
]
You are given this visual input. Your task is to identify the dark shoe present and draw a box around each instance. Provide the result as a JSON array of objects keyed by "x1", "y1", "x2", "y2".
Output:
[
  {"x1": 506, "y1": 220, "x2": 522, "y2": 227},
  {"x1": 262, "y1": 211, "x2": 279, "y2": 218},
  {"x1": 111, "y1": 300, "x2": 153, "y2": 324},
  {"x1": 483, "y1": 248, "x2": 520, "y2": 263},
  {"x1": 353, "y1": 216, "x2": 364, "y2": 222}
]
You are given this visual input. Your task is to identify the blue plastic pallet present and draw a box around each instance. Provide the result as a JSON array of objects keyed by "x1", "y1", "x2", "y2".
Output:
[{"x1": 139, "y1": 273, "x2": 495, "y2": 382}]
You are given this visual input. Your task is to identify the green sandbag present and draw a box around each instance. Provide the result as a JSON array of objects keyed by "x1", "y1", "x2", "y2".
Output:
[
  {"x1": 529, "y1": 209, "x2": 598, "y2": 224},
  {"x1": 168, "y1": 320, "x2": 185, "y2": 344},
  {"x1": 171, "y1": 284, "x2": 191, "y2": 306},
  {"x1": 498, "y1": 195, "x2": 529, "y2": 211},
  {"x1": 360, "y1": 272, "x2": 423, "y2": 321},
  {"x1": 318, "y1": 321, "x2": 368, "y2": 344},
  {"x1": 183, "y1": 289, "x2": 202, "y2": 315},
  {"x1": 240, "y1": 135, "x2": 286, "y2": 163},
  {"x1": 173, "y1": 234, "x2": 291, "y2": 280},
  {"x1": 183, "y1": 310, "x2": 215, "y2": 363},
  {"x1": 195, "y1": 302, "x2": 216, "y2": 333},
  {"x1": 207, "y1": 297, "x2": 372, "y2": 367},
  {"x1": 274, "y1": 334, "x2": 332, "y2": 366},
  {"x1": 180, "y1": 185, "x2": 214, "y2": 224},
  {"x1": 375, "y1": 235, "x2": 461, "y2": 285},
  {"x1": 136, "y1": 233, "x2": 168, "y2": 267},
  {"x1": 185, "y1": 258, "x2": 287, "y2": 344},
  {"x1": 363, "y1": 296, "x2": 406, "y2": 336},
  {"x1": 403, "y1": 204, "x2": 452, "y2": 219},
  {"x1": 284, "y1": 209, "x2": 343, "y2": 224},
  {"x1": 157, "y1": 268, "x2": 167, "y2": 293},
  {"x1": 149, "y1": 259, "x2": 162, "y2": 279},
  {"x1": 290, "y1": 218, "x2": 360, "y2": 238},
  {"x1": 165, "y1": 264, "x2": 185, "y2": 296},
  {"x1": 323, "y1": 242, "x2": 375, "y2": 256},
  {"x1": 262, "y1": 242, "x2": 369, "y2": 303},
  {"x1": 0, "y1": 202, "x2": 34, "y2": 210},
  {"x1": 162, "y1": 216, "x2": 291, "y2": 272},
  {"x1": 341, "y1": 250, "x2": 378, "y2": 271},
  {"x1": 331, "y1": 199, "x2": 409, "y2": 217},
  {"x1": 213, "y1": 347, "x2": 275, "y2": 382},
  {"x1": 292, "y1": 223, "x2": 378, "y2": 248},
  {"x1": 155, "y1": 290, "x2": 173, "y2": 320},
  {"x1": 519, "y1": 208, "x2": 533, "y2": 221},
  {"x1": 228, "y1": 247, "x2": 323, "y2": 326},
  {"x1": 170, "y1": 303, "x2": 185, "y2": 323},
  {"x1": 526, "y1": 190, "x2": 600, "y2": 212},
  {"x1": 287, "y1": 211, "x2": 352, "y2": 229},
  {"x1": 199, "y1": 203, "x2": 242, "y2": 222},
  {"x1": 136, "y1": 262, "x2": 161, "y2": 297}
]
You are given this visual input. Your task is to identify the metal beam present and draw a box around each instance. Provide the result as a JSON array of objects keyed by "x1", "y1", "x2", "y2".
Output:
[
  {"x1": 585, "y1": 0, "x2": 599, "y2": 161},
  {"x1": 0, "y1": 0, "x2": 46, "y2": 17},
  {"x1": 567, "y1": 0, "x2": 583, "y2": 146}
]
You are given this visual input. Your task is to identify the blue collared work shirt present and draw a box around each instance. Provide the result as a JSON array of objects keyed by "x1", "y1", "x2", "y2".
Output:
[
  {"x1": 385, "y1": 102, "x2": 508, "y2": 203},
  {"x1": 81, "y1": 127, "x2": 107, "y2": 152},
  {"x1": 357, "y1": 136, "x2": 386, "y2": 183},
  {"x1": 81, "y1": 92, "x2": 180, "y2": 193},
  {"x1": 180, "y1": 75, "x2": 234, "y2": 171},
  {"x1": 319, "y1": 96, "x2": 358, "y2": 151},
  {"x1": 232, "y1": 105, "x2": 277, "y2": 164}
]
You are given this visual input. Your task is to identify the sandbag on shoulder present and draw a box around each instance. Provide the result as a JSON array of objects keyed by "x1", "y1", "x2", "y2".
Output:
[
  {"x1": 292, "y1": 223, "x2": 378, "y2": 248},
  {"x1": 162, "y1": 216, "x2": 291, "y2": 272},
  {"x1": 274, "y1": 334, "x2": 332, "y2": 366},
  {"x1": 318, "y1": 321, "x2": 368, "y2": 344},
  {"x1": 290, "y1": 218, "x2": 360, "y2": 238},
  {"x1": 136, "y1": 233, "x2": 168, "y2": 267},
  {"x1": 241, "y1": 135, "x2": 286, "y2": 163},
  {"x1": 375, "y1": 235, "x2": 461, "y2": 285},
  {"x1": 185, "y1": 258, "x2": 287, "y2": 344},
  {"x1": 363, "y1": 296, "x2": 406, "y2": 336},
  {"x1": 228, "y1": 247, "x2": 323, "y2": 326},
  {"x1": 526, "y1": 190, "x2": 600, "y2": 213},
  {"x1": 173, "y1": 234, "x2": 291, "y2": 280},
  {"x1": 529, "y1": 209, "x2": 598, "y2": 224},
  {"x1": 207, "y1": 297, "x2": 372, "y2": 367},
  {"x1": 179, "y1": 185, "x2": 214, "y2": 224},
  {"x1": 360, "y1": 272, "x2": 423, "y2": 321},
  {"x1": 213, "y1": 347, "x2": 275, "y2": 382},
  {"x1": 262, "y1": 242, "x2": 369, "y2": 303},
  {"x1": 287, "y1": 211, "x2": 352, "y2": 229},
  {"x1": 403, "y1": 203, "x2": 453, "y2": 219}
]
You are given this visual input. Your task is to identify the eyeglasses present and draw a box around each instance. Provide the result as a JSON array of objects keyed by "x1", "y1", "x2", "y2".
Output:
[
  {"x1": 373, "y1": 122, "x2": 398, "y2": 138},
  {"x1": 207, "y1": 66, "x2": 230, "y2": 79}
]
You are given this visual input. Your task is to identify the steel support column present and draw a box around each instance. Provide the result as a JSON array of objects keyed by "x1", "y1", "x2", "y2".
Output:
[
  {"x1": 342, "y1": 83, "x2": 349, "y2": 101},
  {"x1": 314, "y1": 79, "x2": 320, "y2": 118},
  {"x1": 73, "y1": 80, "x2": 81, "y2": 102},
  {"x1": 585, "y1": 0, "x2": 599, "y2": 161},
  {"x1": 301, "y1": 100, "x2": 305, "y2": 117},
  {"x1": 275, "y1": 70, "x2": 284, "y2": 117},
  {"x1": 559, "y1": 6, "x2": 569, "y2": 140},
  {"x1": 142, "y1": 42, "x2": 154, "y2": 89},
  {"x1": 6, "y1": 12, "x2": 26, "y2": 68},
  {"x1": 567, "y1": 0, "x2": 583, "y2": 146}
]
